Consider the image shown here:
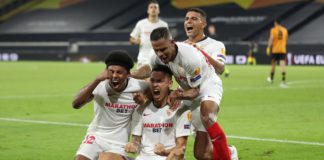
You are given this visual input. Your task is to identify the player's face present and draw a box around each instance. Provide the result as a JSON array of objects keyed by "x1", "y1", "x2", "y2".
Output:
[
  {"x1": 150, "y1": 71, "x2": 172, "y2": 102},
  {"x1": 184, "y1": 11, "x2": 206, "y2": 38},
  {"x1": 107, "y1": 65, "x2": 129, "y2": 92},
  {"x1": 151, "y1": 38, "x2": 176, "y2": 64},
  {"x1": 147, "y1": 3, "x2": 160, "y2": 16}
]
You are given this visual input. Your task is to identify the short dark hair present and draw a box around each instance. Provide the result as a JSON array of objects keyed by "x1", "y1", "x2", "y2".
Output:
[
  {"x1": 151, "y1": 65, "x2": 173, "y2": 79},
  {"x1": 105, "y1": 50, "x2": 134, "y2": 72},
  {"x1": 187, "y1": 8, "x2": 207, "y2": 20},
  {"x1": 150, "y1": 27, "x2": 171, "y2": 41},
  {"x1": 148, "y1": 0, "x2": 158, "y2": 6}
]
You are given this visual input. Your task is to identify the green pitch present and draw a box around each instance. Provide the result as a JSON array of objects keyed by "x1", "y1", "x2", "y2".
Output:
[{"x1": 0, "y1": 62, "x2": 323, "y2": 160}]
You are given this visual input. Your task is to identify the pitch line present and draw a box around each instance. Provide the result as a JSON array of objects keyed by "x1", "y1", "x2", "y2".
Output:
[
  {"x1": 227, "y1": 135, "x2": 324, "y2": 146},
  {"x1": 0, "y1": 94, "x2": 73, "y2": 99},
  {"x1": 0, "y1": 117, "x2": 88, "y2": 127},
  {"x1": 1, "y1": 117, "x2": 324, "y2": 147}
]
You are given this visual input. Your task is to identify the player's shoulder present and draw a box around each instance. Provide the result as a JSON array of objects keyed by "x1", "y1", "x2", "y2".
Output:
[
  {"x1": 96, "y1": 80, "x2": 108, "y2": 89},
  {"x1": 176, "y1": 41, "x2": 196, "y2": 50},
  {"x1": 137, "y1": 18, "x2": 149, "y2": 25},
  {"x1": 205, "y1": 37, "x2": 224, "y2": 46},
  {"x1": 127, "y1": 77, "x2": 149, "y2": 89},
  {"x1": 159, "y1": 19, "x2": 168, "y2": 26}
]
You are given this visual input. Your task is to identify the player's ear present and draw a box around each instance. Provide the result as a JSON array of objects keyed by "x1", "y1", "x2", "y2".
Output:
[
  {"x1": 169, "y1": 79, "x2": 172, "y2": 88},
  {"x1": 202, "y1": 20, "x2": 207, "y2": 28}
]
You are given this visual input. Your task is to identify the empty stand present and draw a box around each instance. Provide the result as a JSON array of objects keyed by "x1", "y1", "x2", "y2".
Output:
[{"x1": 289, "y1": 11, "x2": 324, "y2": 44}]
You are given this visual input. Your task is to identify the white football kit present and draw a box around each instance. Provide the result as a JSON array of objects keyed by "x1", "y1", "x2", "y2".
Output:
[
  {"x1": 191, "y1": 37, "x2": 226, "y2": 131},
  {"x1": 196, "y1": 37, "x2": 226, "y2": 66},
  {"x1": 130, "y1": 18, "x2": 168, "y2": 67},
  {"x1": 149, "y1": 42, "x2": 223, "y2": 131},
  {"x1": 132, "y1": 102, "x2": 191, "y2": 160},
  {"x1": 76, "y1": 78, "x2": 149, "y2": 160}
]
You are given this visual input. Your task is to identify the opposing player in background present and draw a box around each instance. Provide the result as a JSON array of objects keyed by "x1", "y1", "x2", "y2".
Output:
[
  {"x1": 266, "y1": 20, "x2": 288, "y2": 87},
  {"x1": 130, "y1": 0, "x2": 168, "y2": 68},
  {"x1": 132, "y1": 27, "x2": 234, "y2": 160},
  {"x1": 126, "y1": 65, "x2": 192, "y2": 160},
  {"x1": 247, "y1": 42, "x2": 258, "y2": 65},
  {"x1": 72, "y1": 50, "x2": 149, "y2": 160},
  {"x1": 183, "y1": 8, "x2": 238, "y2": 160}
]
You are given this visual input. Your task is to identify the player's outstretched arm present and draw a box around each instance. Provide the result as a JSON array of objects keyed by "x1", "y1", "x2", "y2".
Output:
[
  {"x1": 154, "y1": 136, "x2": 188, "y2": 159},
  {"x1": 168, "y1": 88, "x2": 199, "y2": 110},
  {"x1": 167, "y1": 136, "x2": 188, "y2": 160},
  {"x1": 72, "y1": 69, "x2": 109, "y2": 109},
  {"x1": 131, "y1": 65, "x2": 152, "y2": 79},
  {"x1": 125, "y1": 135, "x2": 141, "y2": 153}
]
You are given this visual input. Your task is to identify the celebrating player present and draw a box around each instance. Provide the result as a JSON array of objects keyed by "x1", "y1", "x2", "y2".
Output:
[
  {"x1": 132, "y1": 27, "x2": 233, "y2": 160},
  {"x1": 72, "y1": 50, "x2": 149, "y2": 160},
  {"x1": 126, "y1": 65, "x2": 193, "y2": 160},
  {"x1": 183, "y1": 8, "x2": 238, "y2": 160}
]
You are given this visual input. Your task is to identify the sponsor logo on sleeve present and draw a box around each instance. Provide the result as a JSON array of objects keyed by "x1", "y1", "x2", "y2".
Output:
[{"x1": 184, "y1": 124, "x2": 190, "y2": 129}]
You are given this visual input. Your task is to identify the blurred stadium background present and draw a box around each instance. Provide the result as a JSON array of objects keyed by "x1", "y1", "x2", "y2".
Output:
[
  {"x1": 0, "y1": 0, "x2": 324, "y2": 160},
  {"x1": 1, "y1": 0, "x2": 324, "y2": 65}
]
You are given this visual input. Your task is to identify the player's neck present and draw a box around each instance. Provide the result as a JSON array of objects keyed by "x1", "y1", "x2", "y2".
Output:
[
  {"x1": 189, "y1": 34, "x2": 205, "y2": 43},
  {"x1": 153, "y1": 97, "x2": 167, "y2": 108},
  {"x1": 148, "y1": 15, "x2": 158, "y2": 23}
]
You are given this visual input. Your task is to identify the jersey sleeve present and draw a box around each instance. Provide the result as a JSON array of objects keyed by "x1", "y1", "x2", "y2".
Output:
[
  {"x1": 183, "y1": 46, "x2": 203, "y2": 88},
  {"x1": 130, "y1": 21, "x2": 141, "y2": 38},
  {"x1": 175, "y1": 110, "x2": 191, "y2": 137},
  {"x1": 92, "y1": 81, "x2": 105, "y2": 96},
  {"x1": 215, "y1": 42, "x2": 226, "y2": 64}
]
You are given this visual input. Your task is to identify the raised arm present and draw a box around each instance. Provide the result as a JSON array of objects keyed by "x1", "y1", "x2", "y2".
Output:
[
  {"x1": 72, "y1": 69, "x2": 109, "y2": 109},
  {"x1": 125, "y1": 135, "x2": 142, "y2": 153},
  {"x1": 167, "y1": 136, "x2": 188, "y2": 160},
  {"x1": 131, "y1": 64, "x2": 152, "y2": 79}
]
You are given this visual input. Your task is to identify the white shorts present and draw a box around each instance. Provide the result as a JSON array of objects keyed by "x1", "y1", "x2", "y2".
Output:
[
  {"x1": 76, "y1": 134, "x2": 127, "y2": 160},
  {"x1": 183, "y1": 77, "x2": 223, "y2": 132}
]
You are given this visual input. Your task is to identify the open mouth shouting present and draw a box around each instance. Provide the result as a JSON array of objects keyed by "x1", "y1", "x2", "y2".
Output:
[{"x1": 186, "y1": 26, "x2": 194, "y2": 34}]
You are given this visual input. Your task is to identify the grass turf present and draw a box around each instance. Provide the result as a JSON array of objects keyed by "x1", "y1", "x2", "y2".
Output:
[{"x1": 0, "y1": 62, "x2": 323, "y2": 159}]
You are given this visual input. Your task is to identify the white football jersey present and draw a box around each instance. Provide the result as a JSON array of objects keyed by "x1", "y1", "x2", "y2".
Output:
[
  {"x1": 132, "y1": 103, "x2": 191, "y2": 159},
  {"x1": 149, "y1": 42, "x2": 221, "y2": 90},
  {"x1": 130, "y1": 18, "x2": 168, "y2": 65},
  {"x1": 196, "y1": 37, "x2": 226, "y2": 65},
  {"x1": 87, "y1": 78, "x2": 149, "y2": 146}
]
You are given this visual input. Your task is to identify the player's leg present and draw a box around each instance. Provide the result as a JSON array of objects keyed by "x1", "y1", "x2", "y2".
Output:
[
  {"x1": 224, "y1": 66, "x2": 230, "y2": 77},
  {"x1": 279, "y1": 54, "x2": 287, "y2": 87},
  {"x1": 75, "y1": 134, "x2": 101, "y2": 160},
  {"x1": 201, "y1": 100, "x2": 231, "y2": 160},
  {"x1": 75, "y1": 155, "x2": 91, "y2": 160},
  {"x1": 267, "y1": 55, "x2": 276, "y2": 84},
  {"x1": 193, "y1": 131, "x2": 213, "y2": 159},
  {"x1": 99, "y1": 152, "x2": 126, "y2": 160},
  {"x1": 99, "y1": 142, "x2": 128, "y2": 160}
]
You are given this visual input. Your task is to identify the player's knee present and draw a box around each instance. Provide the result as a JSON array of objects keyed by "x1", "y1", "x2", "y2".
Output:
[{"x1": 75, "y1": 155, "x2": 90, "y2": 160}]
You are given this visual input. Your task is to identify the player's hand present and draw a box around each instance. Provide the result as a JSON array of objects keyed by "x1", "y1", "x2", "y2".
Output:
[
  {"x1": 124, "y1": 142, "x2": 139, "y2": 153},
  {"x1": 266, "y1": 47, "x2": 270, "y2": 56},
  {"x1": 167, "y1": 90, "x2": 182, "y2": 111},
  {"x1": 132, "y1": 92, "x2": 148, "y2": 105},
  {"x1": 95, "y1": 69, "x2": 110, "y2": 82},
  {"x1": 154, "y1": 143, "x2": 166, "y2": 156},
  {"x1": 184, "y1": 40, "x2": 203, "y2": 50},
  {"x1": 167, "y1": 146, "x2": 185, "y2": 160}
]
